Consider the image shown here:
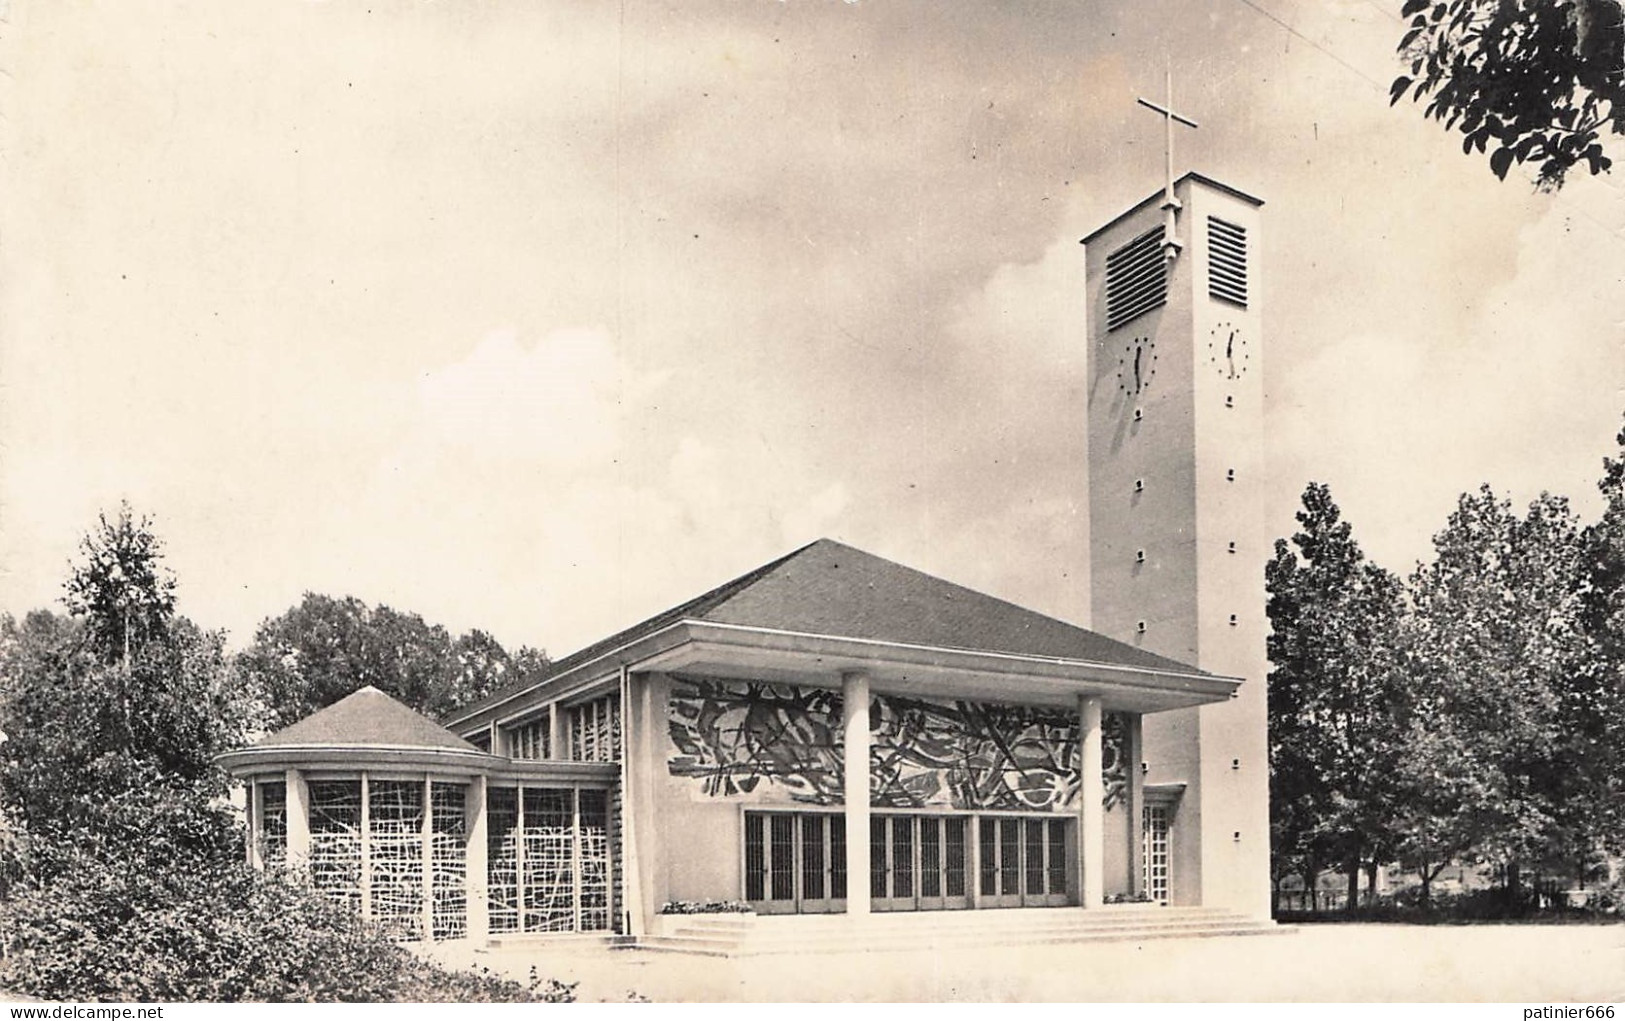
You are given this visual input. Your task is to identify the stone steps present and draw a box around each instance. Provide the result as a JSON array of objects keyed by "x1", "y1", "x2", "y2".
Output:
[
  {"x1": 631, "y1": 907, "x2": 1287, "y2": 957},
  {"x1": 485, "y1": 932, "x2": 632, "y2": 950}
]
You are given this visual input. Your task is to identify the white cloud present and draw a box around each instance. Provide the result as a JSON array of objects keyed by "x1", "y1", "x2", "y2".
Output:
[
  {"x1": 417, "y1": 327, "x2": 658, "y2": 468},
  {"x1": 322, "y1": 328, "x2": 858, "y2": 653}
]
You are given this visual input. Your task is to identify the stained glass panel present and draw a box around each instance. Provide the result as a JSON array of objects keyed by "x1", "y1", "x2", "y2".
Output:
[
  {"x1": 487, "y1": 787, "x2": 519, "y2": 934},
  {"x1": 308, "y1": 780, "x2": 362, "y2": 913},
  {"x1": 431, "y1": 784, "x2": 467, "y2": 940},
  {"x1": 369, "y1": 780, "x2": 424, "y2": 940},
  {"x1": 578, "y1": 789, "x2": 611, "y2": 932},
  {"x1": 522, "y1": 788, "x2": 575, "y2": 933},
  {"x1": 257, "y1": 780, "x2": 287, "y2": 869}
]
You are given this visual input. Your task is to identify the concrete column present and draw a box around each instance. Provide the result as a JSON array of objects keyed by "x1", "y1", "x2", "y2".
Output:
[
  {"x1": 515, "y1": 781, "x2": 527, "y2": 926},
  {"x1": 841, "y1": 670, "x2": 872, "y2": 917},
  {"x1": 285, "y1": 768, "x2": 311, "y2": 875},
  {"x1": 1126, "y1": 713, "x2": 1145, "y2": 897},
  {"x1": 1079, "y1": 695, "x2": 1105, "y2": 909},
  {"x1": 619, "y1": 668, "x2": 646, "y2": 937},
  {"x1": 421, "y1": 777, "x2": 435, "y2": 941},
  {"x1": 634, "y1": 673, "x2": 666, "y2": 934},
  {"x1": 967, "y1": 815, "x2": 982, "y2": 908},
  {"x1": 549, "y1": 703, "x2": 568, "y2": 760},
  {"x1": 247, "y1": 780, "x2": 264, "y2": 869},
  {"x1": 465, "y1": 775, "x2": 489, "y2": 943},
  {"x1": 360, "y1": 773, "x2": 372, "y2": 922}
]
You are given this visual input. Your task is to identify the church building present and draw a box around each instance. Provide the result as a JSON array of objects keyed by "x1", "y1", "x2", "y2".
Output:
[{"x1": 219, "y1": 171, "x2": 1274, "y2": 950}]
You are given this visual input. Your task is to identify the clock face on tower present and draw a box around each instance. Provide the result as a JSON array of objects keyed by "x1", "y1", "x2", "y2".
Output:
[
  {"x1": 1115, "y1": 336, "x2": 1158, "y2": 395},
  {"x1": 1207, "y1": 322, "x2": 1250, "y2": 380}
]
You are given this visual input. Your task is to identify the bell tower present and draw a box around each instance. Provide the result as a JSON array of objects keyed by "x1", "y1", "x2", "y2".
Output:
[{"x1": 1081, "y1": 172, "x2": 1272, "y2": 918}]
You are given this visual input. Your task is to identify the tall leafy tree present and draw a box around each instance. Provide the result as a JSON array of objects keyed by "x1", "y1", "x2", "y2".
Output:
[
  {"x1": 61, "y1": 502, "x2": 176, "y2": 667},
  {"x1": 239, "y1": 594, "x2": 549, "y2": 731},
  {"x1": 1267, "y1": 483, "x2": 1408, "y2": 911},
  {"x1": 1404, "y1": 486, "x2": 1587, "y2": 903},
  {"x1": 1565, "y1": 420, "x2": 1625, "y2": 879},
  {"x1": 0, "y1": 510, "x2": 253, "y2": 874}
]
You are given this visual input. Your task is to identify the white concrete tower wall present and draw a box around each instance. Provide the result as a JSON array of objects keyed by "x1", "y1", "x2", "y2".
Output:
[
  {"x1": 1186, "y1": 181, "x2": 1271, "y2": 919},
  {"x1": 1082, "y1": 173, "x2": 1271, "y2": 918}
]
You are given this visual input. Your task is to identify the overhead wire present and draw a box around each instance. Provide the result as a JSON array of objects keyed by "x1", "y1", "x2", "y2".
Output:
[{"x1": 1225, "y1": 0, "x2": 1625, "y2": 243}]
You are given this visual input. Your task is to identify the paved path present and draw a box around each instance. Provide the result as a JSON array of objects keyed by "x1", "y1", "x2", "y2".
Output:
[{"x1": 427, "y1": 923, "x2": 1625, "y2": 1002}]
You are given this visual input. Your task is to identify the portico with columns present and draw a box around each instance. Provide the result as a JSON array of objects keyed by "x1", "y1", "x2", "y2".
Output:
[{"x1": 451, "y1": 538, "x2": 1239, "y2": 934}]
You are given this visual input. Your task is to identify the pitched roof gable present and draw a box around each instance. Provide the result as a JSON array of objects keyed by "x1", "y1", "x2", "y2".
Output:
[
  {"x1": 258, "y1": 685, "x2": 479, "y2": 752},
  {"x1": 700, "y1": 539, "x2": 1196, "y2": 672},
  {"x1": 448, "y1": 539, "x2": 1203, "y2": 725}
]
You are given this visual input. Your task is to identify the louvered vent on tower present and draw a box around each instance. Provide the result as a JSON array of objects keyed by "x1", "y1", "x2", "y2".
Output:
[
  {"x1": 1105, "y1": 226, "x2": 1167, "y2": 332},
  {"x1": 1208, "y1": 216, "x2": 1247, "y2": 307}
]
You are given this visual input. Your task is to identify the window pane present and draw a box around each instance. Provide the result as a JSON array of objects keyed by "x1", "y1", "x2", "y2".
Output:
[
  {"x1": 770, "y1": 815, "x2": 796, "y2": 901},
  {"x1": 979, "y1": 818, "x2": 997, "y2": 896},
  {"x1": 829, "y1": 815, "x2": 846, "y2": 900},
  {"x1": 257, "y1": 780, "x2": 287, "y2": 869},
  {"x1": 744, "y1": 813, "x2": 766, "y2": 902},
  {"x1": 308, "y1": 780, "x2": 362, "y2": 913},
  {"x1": 578, "y1": 789, "x2": 610, "y2": 931},
  {"x1": 431, "y1": 783, "x2": 467, "y2": 940},
  {"x1": 999, "y1": 818, "x2": 1021, "y2": 897},
  {"x1": 369, "y1": 779, "x2": 425, "y2": 940},
  {"x1": 522, "y1": 788, "x2": 575, "y2": 933},
  {"x1": 487, "y1": 787, "x2": 519, "y2": 933},
  {"x1": 801, "y1": 815, "x2": 825, "y2": 901},
  {"x1": 944, "y1": 818, "x2": 966, "y2": 898},
  {"x1": 1024, "y1": 817, "x2": 1046, "y2": 897},
  {"x1": 892, "y1": 817, "x2": 914, "y2": 899},
  {"x1": 870, "y1": 817, "x2": 887, "y2": 900},
  {"x1": 919, "y1": 817, "x2": 941, "y2": 899},
  {"x1": 1046, "y1": 819, "x2": 1068, "y2": 895}
]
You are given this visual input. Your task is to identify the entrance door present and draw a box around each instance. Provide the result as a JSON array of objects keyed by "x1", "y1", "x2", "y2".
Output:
[
  {"x1": 916, "y1": 816, "x2": 969, "y2": 910},
  {"x1": 1142, "y1": 804, "x2": 1170, "y2": 904},
  {"x1": 977, "y1": 815, "x2": 1069, "y2": 907},
  {"x1": 748, "y1": 811, "x2": 1063, "y2": 912},
  {"x1": 743, "y1": 811, "x2": 846, "y2": 914},
  {"x1": 870, "y1": 814, "x2": 972, "y2": 911}
]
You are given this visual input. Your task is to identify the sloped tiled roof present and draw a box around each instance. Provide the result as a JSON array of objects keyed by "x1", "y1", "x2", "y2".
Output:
[
  {"x1": 699, "y1": 539, "x2": 1194, "y2": 671},
  {"x1": 449, "y1": 539, "x2": 1203, "y2": 724},
  {"x1": 257, "y1": 686, "x2": 479, "y2": 752}
]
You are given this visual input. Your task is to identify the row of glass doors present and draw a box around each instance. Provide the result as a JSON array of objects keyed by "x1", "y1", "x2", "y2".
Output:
[{"x1": 743, "y1": 810, "x2": 1070, "y2": 913}]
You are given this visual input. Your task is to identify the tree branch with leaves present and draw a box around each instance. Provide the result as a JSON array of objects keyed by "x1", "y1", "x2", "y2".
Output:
[{"x1": 1391, "y1": 0, "x2": 1625, "y2": 188}]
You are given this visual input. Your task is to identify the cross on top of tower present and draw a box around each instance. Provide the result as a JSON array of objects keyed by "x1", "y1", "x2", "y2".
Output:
[{"x1": 1136, "y1": 65, "x2": 1198, "y2": 262}]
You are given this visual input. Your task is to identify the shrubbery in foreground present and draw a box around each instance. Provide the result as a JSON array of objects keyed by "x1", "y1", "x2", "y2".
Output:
[
  {"x1": 0, "y1": 847, "x2": 573, "y2": 1002},
  {"x1": 658, "y1": 899, "x2": 754, "y2": 915},
  {"x1": 0, "y1": 513, "x2": 580, "y2": 1003}
]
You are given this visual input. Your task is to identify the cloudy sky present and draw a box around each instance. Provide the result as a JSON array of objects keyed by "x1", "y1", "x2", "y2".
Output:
[{"x1": 3, "y1": 0, "x2": 1622, "y2": 658}]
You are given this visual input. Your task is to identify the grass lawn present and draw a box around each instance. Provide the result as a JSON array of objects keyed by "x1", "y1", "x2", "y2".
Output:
[{"x1": 428, "y1": 922, "x2": 1625, "y2": 1002}]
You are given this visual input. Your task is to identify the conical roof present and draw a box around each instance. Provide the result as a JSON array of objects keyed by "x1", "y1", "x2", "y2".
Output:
[{"x1": 256, "y1": 685, "x2": 479, "y2": 752}]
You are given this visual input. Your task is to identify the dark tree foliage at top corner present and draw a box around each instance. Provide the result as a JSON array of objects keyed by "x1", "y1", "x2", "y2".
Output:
[{"x1": 1391, "y1": 0, "x2": 1625, "y2": 188}]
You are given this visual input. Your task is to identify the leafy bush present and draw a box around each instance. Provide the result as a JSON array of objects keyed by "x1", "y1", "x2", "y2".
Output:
[
  {"x1": 658, "y1": 899, "x2": 754, "y2": 915},
  {"x1": 0, "y1": 516, "x2": 583, "y2": 1002},
  {"x1": 1278, "y1": 880, "x2": 1625, "y2": 925},
  {"x1": 0, "y1": 847, "x2": 572, "y2": 1002}
]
